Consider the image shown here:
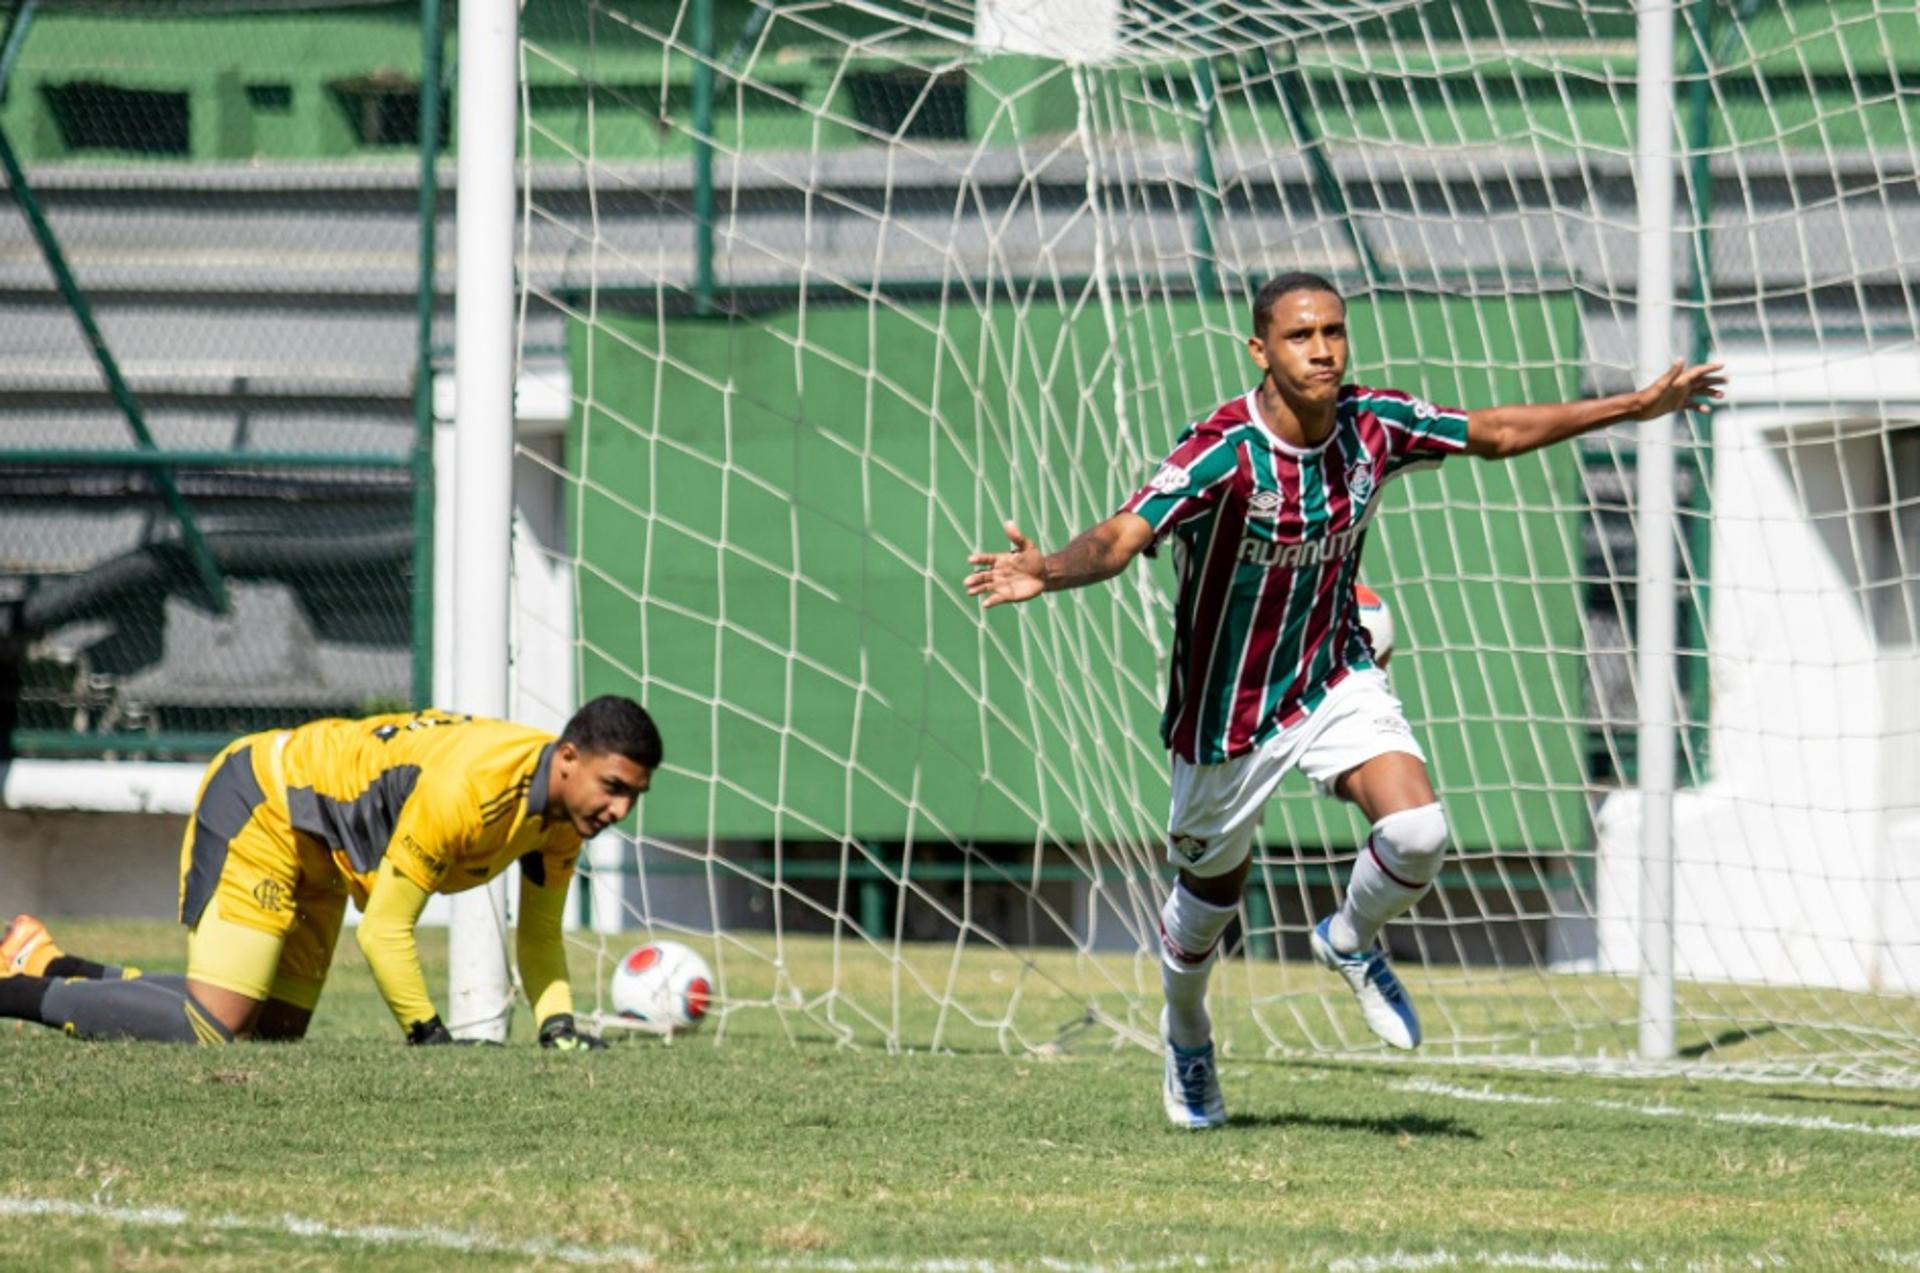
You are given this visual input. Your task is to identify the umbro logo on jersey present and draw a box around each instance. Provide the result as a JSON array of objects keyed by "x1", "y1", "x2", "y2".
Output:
[
  {"x1": 1247, "y1": 489, "x2": 1283, "y2": 519},
  {"x1": 1148, "y1": 463, "x2": 1191, "y2": 495}
]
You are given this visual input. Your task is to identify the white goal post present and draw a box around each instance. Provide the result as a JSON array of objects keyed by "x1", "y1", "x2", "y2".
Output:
[
  {"x1": 444, "y1": 0, "x2": 518, "y2": 1041},
  {"x1": 1632, "y1": 0, "x2": 1681, "y2": 1065}
]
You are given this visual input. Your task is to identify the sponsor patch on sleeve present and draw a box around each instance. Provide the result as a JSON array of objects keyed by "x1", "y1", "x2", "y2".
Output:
[{"x1": 1147, "y1": 463, "x2": 1191, "y2": 495}]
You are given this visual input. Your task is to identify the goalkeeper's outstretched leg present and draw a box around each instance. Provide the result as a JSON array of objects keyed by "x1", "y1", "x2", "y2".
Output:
[
  {"x1": 0, "y1": 970, "x2": 240, "y2": 1044},
  {"x1": 0, "y1": 911, "x2": 303, "y2": 1043}
]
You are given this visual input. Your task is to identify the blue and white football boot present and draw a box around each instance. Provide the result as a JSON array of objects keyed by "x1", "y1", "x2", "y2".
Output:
[
  {"x1": 1309, "y1": 915, "x2": 1421, "y2": 1050},
  {"x1": 1160, "y1": 1008, "x2": 1227, "y2": 1129}
]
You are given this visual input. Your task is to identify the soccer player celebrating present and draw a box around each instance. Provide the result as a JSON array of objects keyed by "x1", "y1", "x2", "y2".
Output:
[
  {"x1": 0, "y1": 695, "x2": 661, "y2": 1048},
  {"x1": 966, "y1": 272, "x2": 1722, "y2": 1128}
]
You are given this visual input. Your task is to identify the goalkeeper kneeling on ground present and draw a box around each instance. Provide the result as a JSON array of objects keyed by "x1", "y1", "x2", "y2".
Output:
[{"x1": 0, "y1": 695, "x2": 660, "y2": 1049}]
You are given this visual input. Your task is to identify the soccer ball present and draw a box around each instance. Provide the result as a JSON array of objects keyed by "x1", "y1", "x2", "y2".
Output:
[
  {"x1": 1355, "y1": 582, "x2": 1395, "y2": 666},
  {"x1": 610, "y1": 940, "x2": 714, "y2": 1033}
]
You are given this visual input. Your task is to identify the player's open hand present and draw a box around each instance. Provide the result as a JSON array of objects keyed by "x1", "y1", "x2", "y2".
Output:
[
  {"x1": 406, "y1": 1015, "x2": 501, "y2": 1046},
  {"x1": 538, "y1": 1013, "x2": 608, "y2": 1051},
  {"x1": 1631, "y1": 360, "x2": 1726, "y2": 420},
  {"x1": 966, "y1": 520, "x2": 1047, "y2": 609}
]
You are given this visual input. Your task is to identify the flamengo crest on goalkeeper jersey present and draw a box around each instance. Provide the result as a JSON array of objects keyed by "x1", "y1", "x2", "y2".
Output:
[{"x1": 1119, "y1": 385, "x2": 1469, "y2": 765}]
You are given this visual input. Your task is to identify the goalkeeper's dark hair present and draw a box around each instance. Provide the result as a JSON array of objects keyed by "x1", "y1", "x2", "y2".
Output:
[
  {"x1": 560, "y1": 695, "x2": 663, "y2": 769},
  {"x1": 1251, "y1": 271, "x2": 1343, "y2": 336}
]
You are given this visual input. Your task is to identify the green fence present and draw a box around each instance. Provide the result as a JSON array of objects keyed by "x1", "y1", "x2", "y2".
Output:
[
  {"x1": 0, "y1": 0, "x2": 445, "y2": 759},
  {"x1": 8, "y1": 3, "x2": 1895, "y2": 168},
  {"x1": 567, "y1": 290, "x2": 1587, "y2": 854}
]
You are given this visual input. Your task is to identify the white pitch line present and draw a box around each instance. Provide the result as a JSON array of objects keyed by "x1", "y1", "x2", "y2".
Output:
[
  {"x1": 1394, "y1": 1079, "x2": 1561, "y2": 1106},
  {"x1": 13, "y1": 1192, "x2": 1912, "y2": 1273},
  {"x1": 1326, "y1": 1252, "x2": 1610, "y2": 1272},
  {"x1": 0, "y1": 1196, "x2": 1226, "y2": 1273},
  {"x1": 1327, "y1": 1251, "x2": 1920, "y2": 1272},
  {"x1": 1394, "y1": 1078, "x2": 1920, "y2": 1141},
  {"x1": 0, "y1": 1196, "x2": 655, "y2": 1266},
  {"x1": 1592, "y1": 1100, "x2": 1920, "y2": 1140},
  {"x1": 733, "y1": 1260, "x2": 1214, "y2": 1272}
]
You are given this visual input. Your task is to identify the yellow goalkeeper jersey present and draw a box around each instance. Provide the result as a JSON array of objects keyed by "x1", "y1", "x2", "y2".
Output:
[{"x1": 278, "y1": 709, "x2": 583, "y2": 906}]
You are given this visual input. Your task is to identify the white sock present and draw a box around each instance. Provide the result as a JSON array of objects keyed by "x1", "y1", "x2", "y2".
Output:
[
  {"x1": 1329, "y1": 803, "x2": 1449, "y2": 954},
  {"x1": 1159, "y1": 881, "x2": 1239, "y2": 1049}
]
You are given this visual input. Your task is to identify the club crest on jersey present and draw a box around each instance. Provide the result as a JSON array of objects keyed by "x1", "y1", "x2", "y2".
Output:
[
  {"x1": 1246, "y1": 488, "x2": 1283, "y2": 520},
  {"x1": 1345, "y1": 460, "x2": 1376, "y2": 506},
  {"x1": 1148, "y1": 463, "x2": 1190, "y2": 495}
]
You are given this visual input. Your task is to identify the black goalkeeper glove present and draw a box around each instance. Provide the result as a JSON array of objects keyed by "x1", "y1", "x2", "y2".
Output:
[
  {"x1": 538, "y1": 1013, "x2": 607, "y2": 1052},
  {"x1": 408, "y1": 1016, "x2": 455, "y2": 1045},
  {"x1": 406, "y1": 1016, "x2": 500, "y2": 1046}
]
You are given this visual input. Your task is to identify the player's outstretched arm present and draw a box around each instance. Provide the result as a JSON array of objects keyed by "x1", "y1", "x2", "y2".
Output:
[
  {"x1": 356, "y1": 856, "x2": 454, "y2": 1043},
  {"x1": 518, "y1": 866, "x2": 605, "y2": 1051},
  {"x1": 966, "y1": 513, "x2": 1154, "y2": 609},
  {"x1": 1464, "y1": 359, "x2": 1726, "y2": 460}
]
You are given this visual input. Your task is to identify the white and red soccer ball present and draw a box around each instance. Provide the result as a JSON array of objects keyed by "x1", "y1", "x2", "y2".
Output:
[
  {"x1": 1355, "y1": 582, "x2": 1395, "y2": 666},
  {"x1": 611, "y1": 940, "x2": 714, "y2": 1033}
]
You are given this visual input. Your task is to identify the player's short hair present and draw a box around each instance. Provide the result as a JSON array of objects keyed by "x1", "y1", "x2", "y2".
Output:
[
  {"x1": 560, "y1": 695, "x2": 664, "y2": 770},
  {"x1": 1251, "y1": 271, "x2": 1343, "y2": 336}
]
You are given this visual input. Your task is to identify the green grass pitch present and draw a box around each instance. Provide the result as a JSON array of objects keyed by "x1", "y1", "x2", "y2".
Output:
[{"x1": 2, "y1": 920, "x2": 1917, "y2": 1270}]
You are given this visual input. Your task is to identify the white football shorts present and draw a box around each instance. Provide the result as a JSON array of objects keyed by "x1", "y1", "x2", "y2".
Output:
[{"x1": 1164, "y1": 668, "x2": 1426, "y2": 877}]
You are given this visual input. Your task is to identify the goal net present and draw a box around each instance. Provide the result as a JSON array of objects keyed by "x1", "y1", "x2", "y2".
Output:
[{"x1": 506, "y1": 0, "x2": 1920, "y2": 1082}]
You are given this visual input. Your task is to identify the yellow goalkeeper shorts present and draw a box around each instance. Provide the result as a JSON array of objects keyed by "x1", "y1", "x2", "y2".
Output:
[{"x1": 176, "y1": 731, "x2": 348, "y2": 1011}]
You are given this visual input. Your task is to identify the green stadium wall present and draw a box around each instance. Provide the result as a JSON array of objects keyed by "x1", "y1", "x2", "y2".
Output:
[
  {"x1": 1, "y1": 1, "x2": 1909, "y2": 163},
  {"x1": 567, "y1": 292, "x2": 1588, "y2": 856}
]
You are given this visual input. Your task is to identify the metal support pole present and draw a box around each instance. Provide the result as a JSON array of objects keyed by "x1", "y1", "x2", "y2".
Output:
[
  {"x1": 1635, "y1": 0, "x2": 1680, "y2": 1063},
  {"x1": 1679, "y1": 0, "x2": 1719, "y2": 782},
  {"x1": 0, "y1": 0, "x2": 39, "y2": 89},
  {"x1": 1245, "y1": 868, "x2": 1275, "y2": 959},
  {"x1": 691, "y1": 0, "x2": 716, "y2": 314},
  {"x1": 447, "y1": 0, "x2": 518, "y2": 1042},
  {"x1": 720, "y1": 0, "x2": 773, "y2": 73},
  {"x1": 1188, "y1": 55, "x2": 1220, "y2": 302},
  {"x1": 411, "y1": 0, "x2": 445, "y2": 709}
]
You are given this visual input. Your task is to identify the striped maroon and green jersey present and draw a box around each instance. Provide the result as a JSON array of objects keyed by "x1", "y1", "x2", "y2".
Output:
[{"x1": 1118, "y1": 384, "x2": 1470, "y2": 764}]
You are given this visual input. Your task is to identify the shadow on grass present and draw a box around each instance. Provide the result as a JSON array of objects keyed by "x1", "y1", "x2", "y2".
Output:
[
  {"x1": 1745, "y1": 1089, "x2": 1920, "y2": 1113},
  {"x1": 1678, "y1": 1023, "x2": 1781, "y2": 1059},
  {"x1": 1226, "y1": 1111, "x2": 1481, "y2": 1139}
]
